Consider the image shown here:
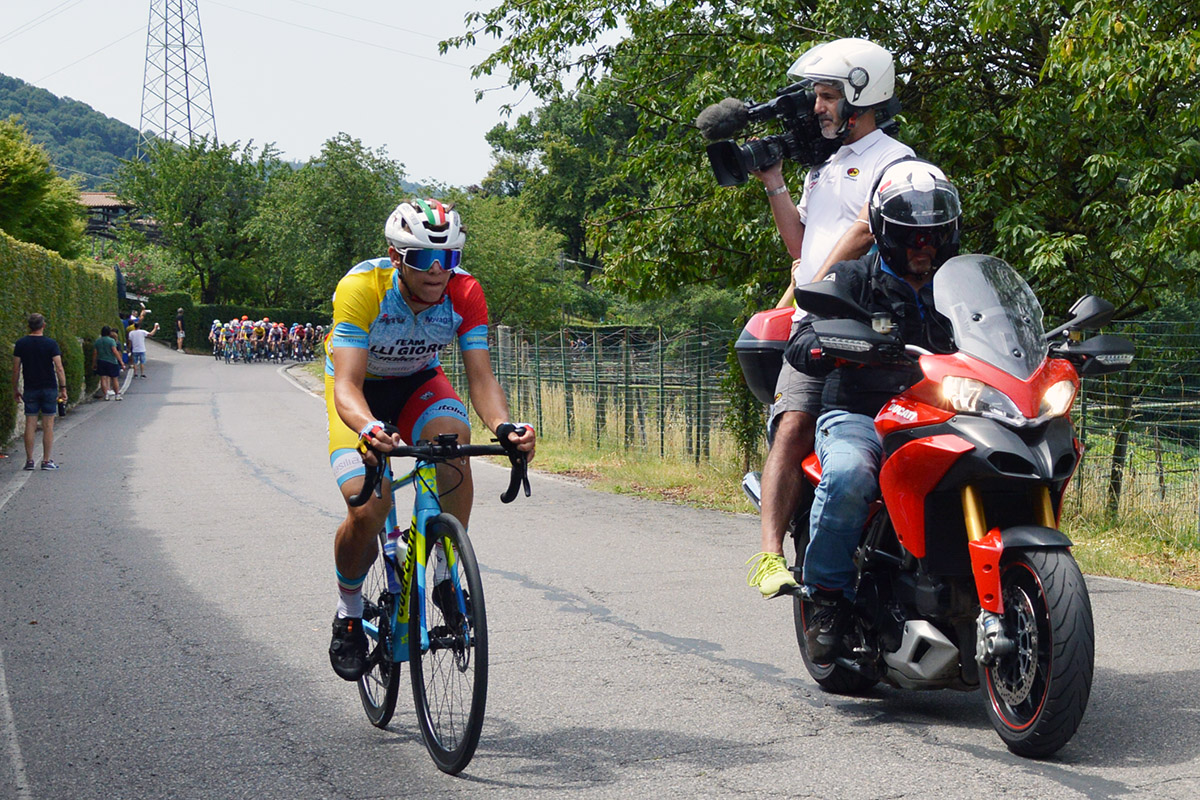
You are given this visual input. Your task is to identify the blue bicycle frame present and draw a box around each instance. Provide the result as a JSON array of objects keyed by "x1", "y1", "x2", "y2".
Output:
[{"x1": 362, "y1": 458, "x2": 469, "y2": 662}]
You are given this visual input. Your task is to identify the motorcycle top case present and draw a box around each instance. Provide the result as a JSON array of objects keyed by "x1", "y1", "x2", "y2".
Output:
[{"x1": 735, "y1": 307, "x2": 794, "y2": 404}]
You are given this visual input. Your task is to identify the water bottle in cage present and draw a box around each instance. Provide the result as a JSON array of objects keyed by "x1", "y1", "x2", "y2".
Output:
[{"x1": 383, "y1": 527, "x2": 406, "y2": 593}]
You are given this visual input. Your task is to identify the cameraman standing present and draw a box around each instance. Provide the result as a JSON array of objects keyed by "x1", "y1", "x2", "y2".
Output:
[{"x1": 746, "y1": 38, "x2": 914, "y2": 598}]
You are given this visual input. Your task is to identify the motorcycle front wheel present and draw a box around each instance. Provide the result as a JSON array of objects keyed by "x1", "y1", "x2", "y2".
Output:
[{"x1": 984, "y1": 547, "x2": 1094, "y2": 758}]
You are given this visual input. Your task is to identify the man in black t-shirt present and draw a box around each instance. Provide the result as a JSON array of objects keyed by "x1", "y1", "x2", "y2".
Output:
[{"x1": 11, "y1": 313, "x2": 68, "y2": 470}]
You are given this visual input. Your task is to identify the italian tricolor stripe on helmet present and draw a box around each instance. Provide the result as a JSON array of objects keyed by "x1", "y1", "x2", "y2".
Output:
[{"x1": 414, "y1": 198, "x2": 447, "y2": 228}]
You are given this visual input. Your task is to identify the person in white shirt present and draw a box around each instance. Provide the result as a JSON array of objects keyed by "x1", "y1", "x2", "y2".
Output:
[
  {"x1": 746, "y1": 38, "x2": 915, "y2": 598},
  {"x1": 126, "y1": 319, "x2": 160, "y2": 379}
]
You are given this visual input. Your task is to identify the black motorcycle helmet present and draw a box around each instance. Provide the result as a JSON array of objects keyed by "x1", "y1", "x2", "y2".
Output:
[{"x1": 869, "y1": 158, "x2": 962, "y2": 275}]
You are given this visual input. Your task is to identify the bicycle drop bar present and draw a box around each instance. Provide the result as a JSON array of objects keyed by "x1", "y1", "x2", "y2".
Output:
[{"x1": 346, "y1": 431, "x2": 531, "y2": 508}]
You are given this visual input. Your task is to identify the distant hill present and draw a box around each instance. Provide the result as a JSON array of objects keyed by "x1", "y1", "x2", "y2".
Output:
[
  {"x1": 1, "y1": 73, "x2": 439, "y2": 195},
  {"x1": 0, "y1": 74, "x2": 139, "y2": 190}
]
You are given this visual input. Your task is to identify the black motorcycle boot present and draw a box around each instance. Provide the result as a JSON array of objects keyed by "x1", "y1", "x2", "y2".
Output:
[{"x1": 805, "y1": 589, "x2": 852, "y2": 663}]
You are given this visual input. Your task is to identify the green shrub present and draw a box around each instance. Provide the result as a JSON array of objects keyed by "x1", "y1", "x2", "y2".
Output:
[
  {"x1": 60, "y1": 336, "x2": 84, "y2": 404},
  {"x1": 0, "y1": 230, "x2": 116, "y2": 442}
]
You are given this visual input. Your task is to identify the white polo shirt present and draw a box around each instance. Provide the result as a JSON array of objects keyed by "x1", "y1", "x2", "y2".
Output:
[{"x1": 793, "y1": 129, "x2": 913, "y2": 320}]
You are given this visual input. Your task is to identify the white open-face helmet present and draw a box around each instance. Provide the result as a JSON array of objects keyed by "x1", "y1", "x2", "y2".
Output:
[
  {"x1": 787, "y1": 38, "x2": 895, "y2": 110},
  {"x1": 384, "y1": 198, "x2": 465, "y2": 251}
]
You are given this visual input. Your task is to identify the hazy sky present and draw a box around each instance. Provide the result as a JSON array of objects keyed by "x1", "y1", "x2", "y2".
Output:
[{"x1": 0, "y1": 0, "x2": 538, "y2": 186}]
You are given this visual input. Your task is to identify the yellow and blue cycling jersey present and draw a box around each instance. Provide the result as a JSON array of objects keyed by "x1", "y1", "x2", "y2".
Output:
[
  {"x1": 325, "y1": 257, "x2": 489, "y2": 379},
  {"x1": 324, "y1": 256, "x2": 489, "y2": 486}
]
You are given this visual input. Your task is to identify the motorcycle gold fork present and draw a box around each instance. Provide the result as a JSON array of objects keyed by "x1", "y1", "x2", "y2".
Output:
[{"x1": 963, "y1": 484, "x2": 1052, "y2": 664}]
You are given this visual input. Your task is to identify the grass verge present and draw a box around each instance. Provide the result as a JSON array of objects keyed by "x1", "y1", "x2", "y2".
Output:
[{"x1": 529, "y1": 442, "x2": 1200, "y2": 592}]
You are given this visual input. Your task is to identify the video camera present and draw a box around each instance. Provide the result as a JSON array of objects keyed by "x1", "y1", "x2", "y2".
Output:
[
  {"x1": 696, "y1": 83, "x2": 837, "y2": 187},
  {"x1": 697, "y1": 83, "x2": 900, "y2": 186}
]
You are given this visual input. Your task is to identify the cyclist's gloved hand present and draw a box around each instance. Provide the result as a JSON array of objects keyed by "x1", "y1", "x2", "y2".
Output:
[
  {"x1": 357, "y1": 420, "x2": 402, "y2": 457},
  {"x1": 496, "y1": 422, "x2": 536, "y2": 463}
]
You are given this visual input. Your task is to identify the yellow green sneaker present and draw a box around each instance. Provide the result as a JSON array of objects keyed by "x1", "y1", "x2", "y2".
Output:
[{"x1": 746, "y1": 552, "x2": 799, "y2": 598}]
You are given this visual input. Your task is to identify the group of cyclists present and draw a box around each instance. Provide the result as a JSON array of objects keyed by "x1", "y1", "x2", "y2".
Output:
[{"x1": 208, "y1": 317, "x2": 324, "y2": 364}]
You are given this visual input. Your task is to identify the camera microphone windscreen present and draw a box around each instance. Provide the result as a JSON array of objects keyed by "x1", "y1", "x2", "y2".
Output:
[{"x1": 696, "y1": 98, "x2": 749, "y2": 141}]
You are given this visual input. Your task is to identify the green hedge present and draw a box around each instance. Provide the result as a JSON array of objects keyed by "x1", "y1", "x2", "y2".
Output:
[{"x1": 1, "y1": 230, "x2": 118, "y2": 444}]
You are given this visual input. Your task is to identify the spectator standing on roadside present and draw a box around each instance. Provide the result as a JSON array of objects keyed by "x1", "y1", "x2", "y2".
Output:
[
  {"x1": 92, "y1": 326, "x2": 124, "y2": 401},
  {"x1": 127, "y1": 319, "x2": 160, "y2": 378},
  {"x1": 125, "y1": 303, "x2": 149, "y2": 335},
  {"x1": 175, "y1": 308, "x2": 186, "y2": 352},
  {"x1": 11, "y1": 313, "x2": 67, "y2": 470}
]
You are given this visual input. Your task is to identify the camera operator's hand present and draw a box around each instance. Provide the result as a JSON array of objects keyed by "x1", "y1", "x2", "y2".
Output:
[{"x1": 750, "y1": 159, "x2": 785, "y2": 190}]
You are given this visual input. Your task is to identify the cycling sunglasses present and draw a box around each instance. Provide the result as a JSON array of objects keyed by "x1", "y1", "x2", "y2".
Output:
[{"x1": 400, "y1": 248, "x2": 462, "y2": 271}]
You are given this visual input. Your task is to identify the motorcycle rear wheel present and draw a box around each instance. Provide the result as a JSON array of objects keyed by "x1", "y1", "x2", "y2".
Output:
[
  {"x1": 984, "y1": 547, "x2": 1094, "y2": 758},
  {"x1": 791, "y1": 525, "x2": 877, "y2": 694}
]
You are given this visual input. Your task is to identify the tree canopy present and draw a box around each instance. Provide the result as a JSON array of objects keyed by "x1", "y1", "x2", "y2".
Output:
[
  {"x1": 446, "y1": 0, "x2": 1200, "y2": 317},
  {"x1": 251, "y1": 133, "x2": 407, "y2": 309},
  {"x1": 114, "y1": 137, "x2": 283, "y2": 303},
  {"x1": 0, "y1": 116, "x2": 86, "y2": 258},
  {"x1": 449, "y1": 192, "x2": 571, "y2": 328}
]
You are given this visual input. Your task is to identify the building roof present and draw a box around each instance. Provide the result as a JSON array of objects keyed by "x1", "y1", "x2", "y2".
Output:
[{"x1": 78, "y1": 192, "x2": 132, "y2": 209}]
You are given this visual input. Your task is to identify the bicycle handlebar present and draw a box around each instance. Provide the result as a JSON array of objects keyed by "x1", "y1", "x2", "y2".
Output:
[{"x1": 346, "y1": 426, "x2": 531, "y2": 508}]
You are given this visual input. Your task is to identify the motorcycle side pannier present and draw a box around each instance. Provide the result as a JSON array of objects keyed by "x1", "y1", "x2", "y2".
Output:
[{"x1": 735, "y1": 307, "x2": 794, "y2": 404}]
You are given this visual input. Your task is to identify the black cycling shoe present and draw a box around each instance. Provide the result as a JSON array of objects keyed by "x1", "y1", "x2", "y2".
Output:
[
  {"x1": 329, "y1": 616, "x2": 369, "y2": 681},
  {"x1": 805, "y1": 589, "x2": 852, "y2": 664},
  {"x1": 431, "y1": 580, "x2": 471, "y2": 630}
]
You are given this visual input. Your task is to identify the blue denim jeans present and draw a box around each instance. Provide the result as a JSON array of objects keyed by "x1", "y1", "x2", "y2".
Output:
[{"x1": 803, "y1": 410, "x2": 883, "y2": 599}]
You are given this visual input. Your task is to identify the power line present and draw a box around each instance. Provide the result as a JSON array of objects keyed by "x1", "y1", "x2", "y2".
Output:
[
  {"x1": 280, "y1": 0, "x2": 441, "y2": 41},
  {"x1": 0, "y1": 0, "x2": 87, "y2": 47},
  {"x1": 35, "y1": 26, "x2": 143, "y2": 84},
  {"x1": 206, "y1": 0, "x2": 473, "y2": 69}
]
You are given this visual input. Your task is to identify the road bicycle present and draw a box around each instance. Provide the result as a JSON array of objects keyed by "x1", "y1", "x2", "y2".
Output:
[{"x1": 347, "y1": 424, "x2": 530, "y2": 774}]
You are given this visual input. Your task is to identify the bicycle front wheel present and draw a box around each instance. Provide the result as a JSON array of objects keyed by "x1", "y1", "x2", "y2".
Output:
[
  {"x1": 358, "y1": 533, "x2": 401, "y2": 728},
  {"x1": 409, "y1": 513, "x2": 488, "y2": 775}
]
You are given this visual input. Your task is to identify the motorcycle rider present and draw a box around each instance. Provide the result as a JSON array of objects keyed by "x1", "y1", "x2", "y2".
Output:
[
  {"x1": 746, "y1": 38, "x2": 914, "y2": 598},
  {"x1": 783, "y1": 159, "x2": 961, "y2": 661}
]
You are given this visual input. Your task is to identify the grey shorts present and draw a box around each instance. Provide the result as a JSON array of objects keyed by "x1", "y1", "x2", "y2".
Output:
[{"x1": 766, "y1": 321, "x2": 823, "y2": 435}]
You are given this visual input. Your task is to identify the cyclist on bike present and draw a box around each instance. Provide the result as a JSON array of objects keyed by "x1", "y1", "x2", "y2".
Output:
[{"x1": 325, "y1": 198, "x2": 537, "y2": 681}]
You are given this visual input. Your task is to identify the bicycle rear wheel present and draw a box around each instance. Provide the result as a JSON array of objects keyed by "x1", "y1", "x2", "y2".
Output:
[
  {"x1": 409, "y1": 513, "x2": 488, "y2": 775},
  {"x1": 358, "y1": 533, "x2": 401, "y2": 728}
]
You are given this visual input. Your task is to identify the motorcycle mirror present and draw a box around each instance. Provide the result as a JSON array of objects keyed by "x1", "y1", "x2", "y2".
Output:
[
  {"x1": 795, "y1": 279, "x2": 872, "y2": 323},
  {"x1": 1044, "y1": 295, "x2": 1116, "y2": 340}
]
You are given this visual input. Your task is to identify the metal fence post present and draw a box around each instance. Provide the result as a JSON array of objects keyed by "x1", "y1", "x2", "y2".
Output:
[
  {"x1": 561, "y1": 329, "x2": 573, "y2": 440},
  {"x1": 534, "y1": 332, "x2": 543, "y2": 435},
  {"x1": 658, "y1": 327, "x2": 665, "y2": 458}
]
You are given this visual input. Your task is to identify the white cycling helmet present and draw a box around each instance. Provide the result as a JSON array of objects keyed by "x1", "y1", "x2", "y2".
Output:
[
  {"x1": 384, "y1": 198, "x2": 465, "y2": 251},
  {"x1": 788, "y1": 38, "x2": 895, "y2": 110}
]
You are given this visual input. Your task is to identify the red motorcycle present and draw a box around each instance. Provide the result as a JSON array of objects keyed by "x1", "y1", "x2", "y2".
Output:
[{"x1": 735, "y1": 254, "x2": 1134, "y2": 757}]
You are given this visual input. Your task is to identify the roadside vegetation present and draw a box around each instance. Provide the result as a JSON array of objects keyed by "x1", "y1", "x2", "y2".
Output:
[{"x1": 527, "y1": 437, "x2": 1200, "y2": 592}]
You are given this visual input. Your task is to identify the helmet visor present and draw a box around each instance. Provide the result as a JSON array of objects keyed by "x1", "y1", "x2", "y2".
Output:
[
  {"x1": 876, "y1": 178, "x2": 961, "y2": 227},
  {"x1": 887, "y1": 223, "x2": 959, "y2": 251},
  {"x1": 401, "y1": 248, "x2": 462, "y2": 272}
]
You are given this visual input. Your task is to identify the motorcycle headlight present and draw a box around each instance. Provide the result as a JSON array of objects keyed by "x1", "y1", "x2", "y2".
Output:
[
  {"x1": 941, "y1": 376, "x2": 1028, "y2": 426},
  {"x1": 1039, "y1": 379, "x2": 1076, "y2": 417}
]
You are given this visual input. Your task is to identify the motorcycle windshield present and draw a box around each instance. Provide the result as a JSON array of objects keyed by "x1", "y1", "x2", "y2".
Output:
[{"x1": 933, "y1": 255, "x2": 1047, "y2": 379}]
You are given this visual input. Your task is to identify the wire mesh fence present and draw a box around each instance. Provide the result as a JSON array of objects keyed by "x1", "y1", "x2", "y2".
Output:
[{"x1": 441, "y1": 321, "x2": 1200, "y2": 548}]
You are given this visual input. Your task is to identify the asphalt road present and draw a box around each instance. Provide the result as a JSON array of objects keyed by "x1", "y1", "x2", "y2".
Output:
[{"x1": 1, "y1": 341, "x2": 1198, "y2": 799}]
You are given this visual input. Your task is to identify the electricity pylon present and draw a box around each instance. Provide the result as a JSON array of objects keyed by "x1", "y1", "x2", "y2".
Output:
[{"x1": 138, "y1": 0, "x2": 217, "y2": 153}]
